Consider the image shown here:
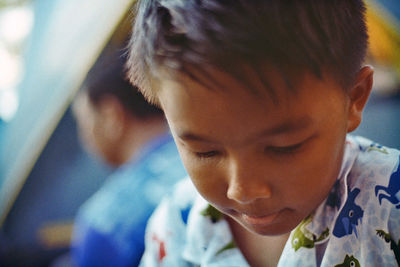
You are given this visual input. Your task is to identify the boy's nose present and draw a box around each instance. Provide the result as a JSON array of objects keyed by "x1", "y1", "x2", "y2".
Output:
[{"x1": 226, "y1": 159, "x2": 272, "y2": 204}]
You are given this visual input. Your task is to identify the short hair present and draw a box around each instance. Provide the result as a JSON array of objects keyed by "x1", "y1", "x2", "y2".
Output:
[
  {"x1": 84, "y1": 53, "x2": 163, "y2": 119},
  {"x1": 127, "y1": 0, "x2": 368, "y2": 104}
]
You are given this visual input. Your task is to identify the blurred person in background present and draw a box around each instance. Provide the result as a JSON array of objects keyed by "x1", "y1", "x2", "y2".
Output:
[{"x1": 71, "y1": 53, "x2": 186, "y2": 267}]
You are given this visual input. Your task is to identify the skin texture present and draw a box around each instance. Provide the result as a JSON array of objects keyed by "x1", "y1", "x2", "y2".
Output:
[{"x1": 156, "y1": 66, "x2": 373, "y2": 266}]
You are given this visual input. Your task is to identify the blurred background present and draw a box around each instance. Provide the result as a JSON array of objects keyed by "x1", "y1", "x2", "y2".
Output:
[{"x1": 0, "y1": 0, "x2": 398, "y2": 266}]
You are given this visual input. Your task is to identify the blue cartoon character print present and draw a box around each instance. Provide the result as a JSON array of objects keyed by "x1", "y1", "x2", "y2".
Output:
[
  {"x1": 333, "y1": 187, "x2": 364, "y2": 238},
  {"x1": 375, "y1": 155, "x2": 400, "y2": 209}
]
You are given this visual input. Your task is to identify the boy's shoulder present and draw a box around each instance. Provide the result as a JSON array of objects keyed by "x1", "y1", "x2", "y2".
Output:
[
  {"x1": 338, "y1": 136, "x2": 400, "y2": 228},
  {"x1": 278, "y1": 136, "x2": 400, "y2": 266},
  {"x1": 325, "y1": 135, "x2": 400, "y2": 218},
  {"x1": 350, "y1": 135, "x2": 400, "y2": 234},
  {"x1": 347, "y1": 135, "x2": 399, "y2": 193},
  {"x1": 350, "y1": 135, "x2": 399, "y2": 164},
  {"x1": 328, "y1": 135, "x2": 400, "y2": 265}
]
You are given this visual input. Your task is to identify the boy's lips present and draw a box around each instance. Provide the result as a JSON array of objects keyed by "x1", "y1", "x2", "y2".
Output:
[{"x1": 240, "y1": 211, "x2": 280, "y2": 226}]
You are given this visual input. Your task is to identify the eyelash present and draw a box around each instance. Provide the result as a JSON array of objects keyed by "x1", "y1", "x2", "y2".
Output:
[
  {"x1": 193, "y1": 142, "x2": 304, "y2": 160},
  {"x1": 195, "y1": 151, "x2": 219, "y2": 159}
]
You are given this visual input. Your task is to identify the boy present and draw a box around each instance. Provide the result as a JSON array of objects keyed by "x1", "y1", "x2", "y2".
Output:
[
  {"x1": 71, "y1": 55, "x2": 186, "y2": 266},
  {"x1": 127, "y1": 0, "x2": 400, "y2": 266}
]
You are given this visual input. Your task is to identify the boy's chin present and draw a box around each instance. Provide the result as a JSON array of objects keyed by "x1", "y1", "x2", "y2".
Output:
[
  {"x1": 244, "y1": 222, "x2": 294, "y2": 236},
  {"x1": 228, "y1": 214, "x2": 295, "y2": 237}
]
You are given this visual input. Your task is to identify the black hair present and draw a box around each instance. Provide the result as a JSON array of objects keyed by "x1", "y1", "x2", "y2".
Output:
[
  {"x1": 84, "y1": 53, "x2": 163, "y2": 119},
  {"x1": 127, "y1": 0, "x2": 368, "y2": 103}
]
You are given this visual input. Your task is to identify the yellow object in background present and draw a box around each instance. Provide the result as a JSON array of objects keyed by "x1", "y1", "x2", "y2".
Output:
[
  {"x1": 366, "y1": 1, "x2": 400, "y2": 77},
  {"x1": 37, "y1": 221, "x2": 74, "y2": 249}
]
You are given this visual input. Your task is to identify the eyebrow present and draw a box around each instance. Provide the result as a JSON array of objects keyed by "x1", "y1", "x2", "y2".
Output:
[{"x1": 177, "y1": 116, "x2": 313, "y2": 144}]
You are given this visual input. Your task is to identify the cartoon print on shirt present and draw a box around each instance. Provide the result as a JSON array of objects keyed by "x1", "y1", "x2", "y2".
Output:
[
  {"x1": 375, "y1": 155, "x2": 400, "y2": 209},
  {"x1": 326, "y1": 179, "x2": 342, "y2": 209},
  {"x1": 216, "y1": 240, "x2": 236, "y2": 256},
  {"x1": 200, "y1": 204, "x2": 223, "y2": 223},
  {"x1": 376, "y1": 230, "x2": 400, "y2": 265},
  {"x1": 291, "y1": 215, "x2": 329, "y2": 251},
  {"x1": 180, "y1": 205, "x2": 192, "y2": 225},
  {"x1": 152, "y1": 234, "x2": 167, "y2": 263},
  {"x1": 367, "y1": 143, "x2": 389, "y2": 154},
  {"x1": 334, "y1": 254, "x2": 361, "y2": 267},
  {"x1": 357, "y1": 141, "x2": 388, "y2": 154},
  {"x1": 333, "y1": 187, "x2": 364, "y2": 238}
]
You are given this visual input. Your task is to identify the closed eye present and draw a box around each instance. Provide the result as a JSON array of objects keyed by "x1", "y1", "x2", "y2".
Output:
[
  {"x1": 265, "y1": 142, "x2": 303, "y2": 154},
  {"x1": 195, "y1": 150, "x2": 219, "y2": 158}
]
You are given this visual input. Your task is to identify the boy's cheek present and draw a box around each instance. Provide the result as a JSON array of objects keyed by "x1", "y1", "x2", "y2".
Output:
[{"x1": 179, "y1": 151, "x2": 228, "y2": 201}]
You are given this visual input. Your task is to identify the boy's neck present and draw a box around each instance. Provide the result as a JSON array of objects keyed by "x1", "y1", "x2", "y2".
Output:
[{"x1": 227, "y1": 216, "x2": 290, "y2": 267}]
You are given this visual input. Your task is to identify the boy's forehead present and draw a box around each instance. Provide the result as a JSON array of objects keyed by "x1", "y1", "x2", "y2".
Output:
[
  {"x1": 159, "y1": 64, "x2": 337, "y2": 104},
  {"x1": 158, "y1": 64, "x2": 349, "y2": 149},
  {"x1": 157, "y1": 65, "x2": 347, "y2": 131}
]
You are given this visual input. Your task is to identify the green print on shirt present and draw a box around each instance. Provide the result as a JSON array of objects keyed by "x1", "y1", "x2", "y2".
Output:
[
  {"x1": 334, "y1": 254, "x2": 361, "y2": 267},
  {"x1": 216, "y1": 240, "x2": 236, "y2": 256},
  {"x1": 376, "y1": 229, "x2": 400, "y2": 265},
  {"x1": 291, "y1": 215, "x2": 329, "y2": 251},
  {"x1": 367, "y1": 143, "x2": 388, "y2": 154},
  {"x1": 200, "y1": 204, "x2": 223, "y2": 223}
]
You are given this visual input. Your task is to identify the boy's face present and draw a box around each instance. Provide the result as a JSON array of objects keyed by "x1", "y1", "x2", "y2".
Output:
[{"x1": 158, "y1": 69, "x2": 351, "y2": 236}]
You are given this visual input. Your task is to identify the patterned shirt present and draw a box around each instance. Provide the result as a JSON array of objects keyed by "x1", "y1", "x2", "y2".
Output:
[
  {"x1": 140, "y1": 135, "x2": 400, "y2": 267},
  {"x1": 72, "y1": 134, "x2": 187, "y2": 267}
]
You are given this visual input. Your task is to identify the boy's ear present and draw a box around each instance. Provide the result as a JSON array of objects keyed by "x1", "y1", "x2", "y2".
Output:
[{"x1": 347, "y1": 66, "x2": 374, "y2": 133}]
